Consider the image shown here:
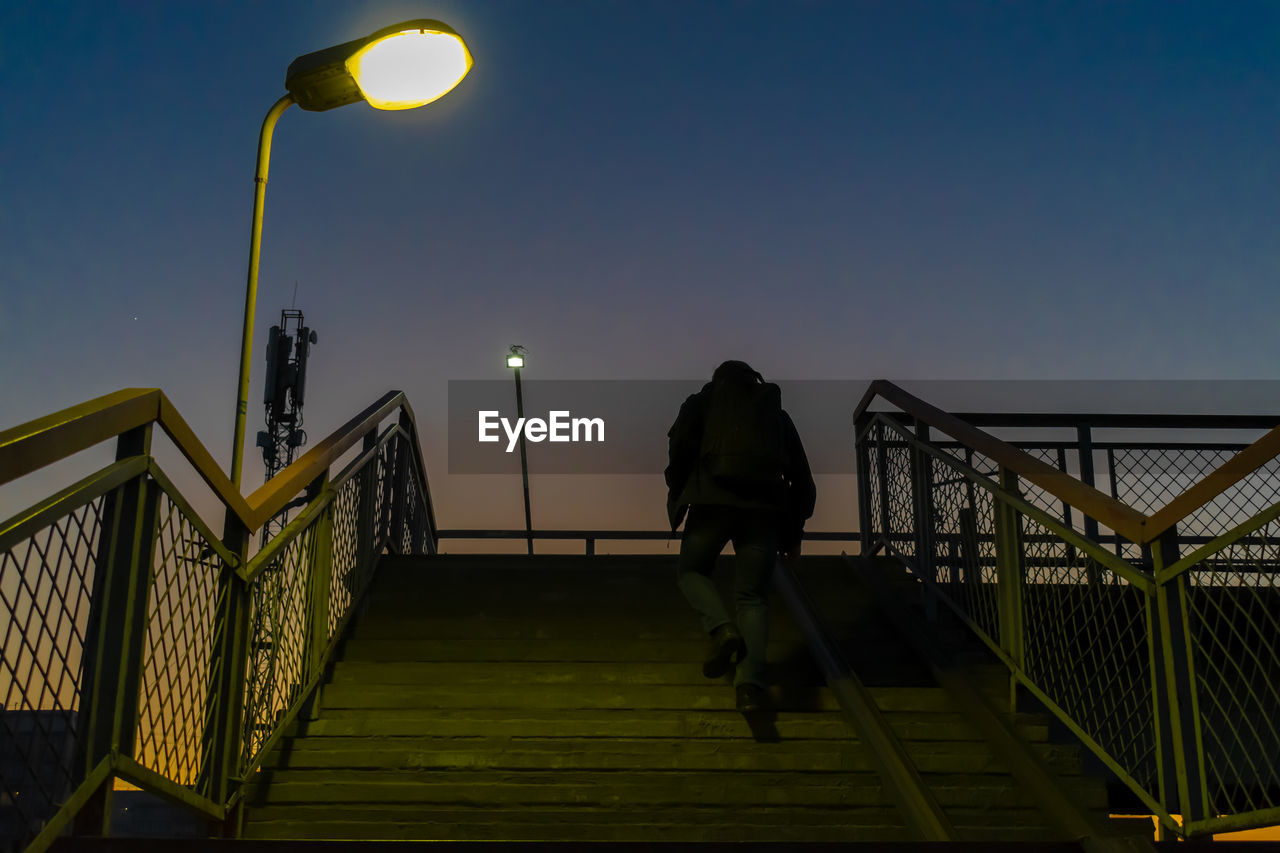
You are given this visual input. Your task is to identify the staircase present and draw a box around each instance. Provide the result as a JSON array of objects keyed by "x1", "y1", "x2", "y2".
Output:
[{"x1": 242, "y1": 554, "x2": 1145, "y2": 843}]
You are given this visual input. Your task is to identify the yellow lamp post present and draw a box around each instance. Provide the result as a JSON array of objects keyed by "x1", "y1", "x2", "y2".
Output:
[{"x1": 229, "y1": 20, "x2": 473, "y2": 487}]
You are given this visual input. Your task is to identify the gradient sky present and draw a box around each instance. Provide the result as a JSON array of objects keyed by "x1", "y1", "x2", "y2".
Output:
[{"x1": 3, "y1": 0, "x2": 1279, "y2": 537}]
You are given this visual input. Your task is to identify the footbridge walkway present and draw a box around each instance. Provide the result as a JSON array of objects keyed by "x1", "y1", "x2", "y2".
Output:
[{"x1": 2, "y1": 382, "x2": 1278, "y2": 850}]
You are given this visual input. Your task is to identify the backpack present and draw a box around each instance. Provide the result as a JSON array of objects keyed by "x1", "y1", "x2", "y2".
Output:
[{"x1": 698, "y1": 377, "x2": 786, "y2": 497}]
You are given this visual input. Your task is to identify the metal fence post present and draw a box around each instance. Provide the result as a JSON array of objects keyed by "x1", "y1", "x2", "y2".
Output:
[
  {"x1": 993, "y1": 466, "x2": 1025, "y2": 713},
  {"x1": 910, "y1": 421, "x2": 937, "y2": 621},
  {"x1": 388, "y1": 430, "x2": 409, "y2": 555},
  {"x1": 854, "y1": 412, "x2": 874, "y2": 556},
  {"x1": 73, "y1": 425, "x2": 160, "y2": 836},
  {"x1": 200, "y1": 511, "x2": 252, "y2": 836},
  {"x1": 304, "y1": 473, "x2": 333, "y2": 722},
  {"x1": 1150, "y1": 526, "x2": 1208, "y2": 835},
  {"x1": 356, "y1": 433, "x2": 377, "y2": 584},
  {"x1": 876, "y1": 428, "x2": 892, "y2": 555},
  {"x1": 379, "y1": 435, "x2": 395, "y2": 548},
  {"x1": 397, "y1": 411, "x2": 426, "y2": 555},
  {"x1": 1075, "y1": 426, "x2": 1102, "y2": 584}
]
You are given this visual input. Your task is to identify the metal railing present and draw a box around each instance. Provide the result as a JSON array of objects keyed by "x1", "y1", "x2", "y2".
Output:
[
  {"x1": 855, "y1": 380, "x2": 1280, "y2": 839},
  {"x1": 0, "y1": 388, "x2": 435, "y2": 852}
]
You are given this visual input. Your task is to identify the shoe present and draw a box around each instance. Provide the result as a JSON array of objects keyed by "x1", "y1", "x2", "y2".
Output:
[
  {"x1": 736, "y1": 683, "x2": 769, "y2": 714},
  {"x1": 702, "y1": 623, "x2": 746, "y2": 678}
]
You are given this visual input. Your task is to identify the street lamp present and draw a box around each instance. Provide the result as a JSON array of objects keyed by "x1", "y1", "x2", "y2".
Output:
[
  {"x1": 229, "y1": 20, "x2": 473, "y2": 488},
  {"x1": 506, "y1": 346, "x2": 533, "y2": 555}
]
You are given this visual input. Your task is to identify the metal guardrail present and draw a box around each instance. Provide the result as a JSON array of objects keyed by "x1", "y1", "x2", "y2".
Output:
[
  {"x1": 0, "y1": 389, "x2": 436, "y2": 852},
  {"x1": 854, "y1": 380, "x2": 1280, "y2": 840}
]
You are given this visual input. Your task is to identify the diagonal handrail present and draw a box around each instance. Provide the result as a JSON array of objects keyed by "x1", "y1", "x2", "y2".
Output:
[
  {"x1": 0, "y1": 387, "x2": 437, "y2": 853},
  {"x1": 855, "y1": 380, "x2": 1280, "y2": 838},
  {"x1": 0, "y1": 388, "x2": 252, "y2": 521},
  {"x1": 0, "y1": 387, "x2": 432, "y2": 533},
  {"x1": 245, "y1": 390, "x2": 408, "y2": 525},
  {"x1": 854, "y1": 380, "x2": 1150, "y2": 543},
  {"x1": 855, "y1": 379, "x2": 1280, "y2": 544}
]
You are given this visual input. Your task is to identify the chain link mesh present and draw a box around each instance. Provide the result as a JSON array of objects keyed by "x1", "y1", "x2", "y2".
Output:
[
  {"x1": 1019, "y1": 513, "x2": 1159, "y2": 799},
  {"x1": 863, "y1": 423, "x2": 885, "y2": 548},
  {"x1": 879, "y1": 429, "x2": 916, "y2": 562},
  {"x1": 857, "y1": 408, "x2": 1280, "y2": 835},
  {"x1": 327, "y1": 476, "x2": 362, "y2": 639},
  {"x1": 398, "y1": 448, "x2": 420, "y2": 556},
  {"x1": 240, "y1": 524, "x2": 316, "y2": 770},
  {"x1": 863, "y1": 418, "x2": 1162, "y2": 811},
  {"x1": 1, "y1": 404, "x2": 436, "y2": 852},
  {"x1": 1180, "y1": 520, "x2": 1280, "y2": 818},
  {"x1": 1111, "y1": 447, "x2": 1280, "y2": 541},
  {"x1": 0, "y1": 495, "x2": 104, "y2": 849},
  {"x1": 928, "y1": 451, "x2": 1001, "y2": 643},
  {"x1": 132, "y1": 491, "x2": 224, "y2": 793},
  {"x1": 1018, "y1": 446, "x2": 1075, "y2": 526}
]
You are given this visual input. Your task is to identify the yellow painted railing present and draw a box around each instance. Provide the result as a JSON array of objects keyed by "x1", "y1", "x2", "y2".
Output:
[
  {"x1": 0, "y1": 389, "x2": 436, "y2": 851},
  {"x1": 855, "y1": 380, "x2": 1280, "y2": 839}
]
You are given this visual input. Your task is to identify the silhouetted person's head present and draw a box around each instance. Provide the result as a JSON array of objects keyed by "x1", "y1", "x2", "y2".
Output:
[{"x1": 712, "y1": 360, "x2": 763, "y2": 385}]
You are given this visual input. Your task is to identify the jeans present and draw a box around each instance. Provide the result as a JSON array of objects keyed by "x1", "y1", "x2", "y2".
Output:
[{"x1": 676, "y1": 504, "x2": 779, "y2": 688}]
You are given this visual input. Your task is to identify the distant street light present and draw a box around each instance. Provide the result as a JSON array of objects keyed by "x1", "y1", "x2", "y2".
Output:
[
  {"x1": 229, "y1": 20, "x2": 473, "y2": 488},
  {"x1": 506, "y1": 346, "x2": 533, "y2": 555}
]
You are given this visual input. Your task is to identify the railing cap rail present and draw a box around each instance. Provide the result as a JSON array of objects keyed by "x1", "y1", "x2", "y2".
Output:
[
  {"x1": 855, "y1": 380, "x2": 1151, "y2": 543},
  {"x1": 0, "y1": 386, "x2": 421, "y2": 531},
  {"x1": 883, "y1": 410, "x2": 1280, "y2": 431},
  {"x1": 857, "y1": 379, "x2": 1280, "y2": 544}
]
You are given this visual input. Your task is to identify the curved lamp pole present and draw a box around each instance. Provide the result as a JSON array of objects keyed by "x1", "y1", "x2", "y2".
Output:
[{"x1": 230, "y1": 19, "x2": 473, "y2": 487}]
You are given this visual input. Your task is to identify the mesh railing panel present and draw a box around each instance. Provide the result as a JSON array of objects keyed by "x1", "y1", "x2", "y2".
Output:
[
  {"x1": 863, "y1": 423, "x2": 885, "y2": 547},
  {"x1": 856, "y1": 406, "x2": 1280, "y2": 835},
  {"x1": 882, "y1": 437, "x2": 915, "y2": 562},
  {"x1": 378, "y1": 440, "x2": 396, "y2": 547},
  {"x1": 327, "y1": 476, "x2": 362, "y2": 639},
  {"x1": 1018, "y1": 446, "x2": 1075, "y2": 528},
  {"x1": 1182, "y1": 522, "x2": 1280, "y2": 818},
  {"x1": 1111, "y1": 447, "x2": 1280, "y2": 540},
  {"x1": 133, "y1": 491, "x2": 223, "y2": 792},
  {"x1": 399, "y1": 457, "x2": 420, "y2": 556},
  {"x1": 928, "y1": 457, "x2": 1001, "y2": 644},
  {"x1": 0, "y1": 495, "x2": 104, "y2": 848},
  {"x1": 240, "y1": 524, "x2": 316, "y2": 770},
  {"x1": 1019, "y1": 513, "x2": 1159, "y2": 801}
]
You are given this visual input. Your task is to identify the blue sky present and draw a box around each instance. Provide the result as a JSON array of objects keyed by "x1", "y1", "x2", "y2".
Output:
[{"x1": 3, "y1": 0, "x2": 1279, "y2": 536}]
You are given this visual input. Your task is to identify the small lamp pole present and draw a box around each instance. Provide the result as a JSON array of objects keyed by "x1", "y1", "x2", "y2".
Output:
[{"x1": 507, "y1": 345, "x2": 533, "y2": 555}]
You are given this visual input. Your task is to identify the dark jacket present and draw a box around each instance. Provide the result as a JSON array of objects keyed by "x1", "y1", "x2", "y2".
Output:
[{"x1": 664, "y1": 380, "x2": 817, "y2": 550}]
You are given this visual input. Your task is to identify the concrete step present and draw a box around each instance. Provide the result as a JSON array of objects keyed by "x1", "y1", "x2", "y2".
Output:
[
  {"x1": 317, "y1": 681, "x2": 993, "y2": 713},
  {"x1": 246, "y1": 767, "x2": 894, "y2": 807},
  {"x1": 243, "y1": 804, "x2": 911, "y2": 842},
  {"x1": 339, "y1": 637, "x2": 705, "y2": 662},
  {"x1": 242, "y1": 804, "x2": 1090, "y2": 843},
  {"x1": 348, "y1": 617, "x2": 708, "y2": 641},
  {"x1": 284, "y1": 708, "x2": 850, "y2": 739},
  {"x1": 330, "y1": 658, "x2": 1002, "y2": 684},
  {"x1": 318, "y1": 682, "x2": 838, "y2": 711},
  {"x1": 257, "y1": 735, "x2": 1081, "y2": 774},
  {"x1": 327, "y1": 660, "x2": 741, "y2": 685},
  {"x1": 242, "y1": 819, "x2": 1082, "y2": 844},
  {"x1": 377, "y1": 554, "x2": 682, "y2": 572},
  {"x1": 243, "y1": 554, "x2": 1107, "y2": 843},
  {"x1": 245, "y1": 772, "x2": 1105, "y2": 812},
  {"x1": 285, "y1": 707, "x2": 1049, "y2": 742}
]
